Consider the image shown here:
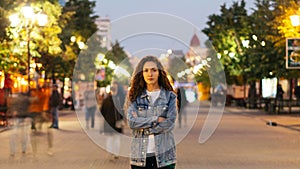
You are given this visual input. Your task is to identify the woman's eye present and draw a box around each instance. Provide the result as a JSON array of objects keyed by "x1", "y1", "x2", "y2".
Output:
[{"x1": 143, "y1": 68, "x2": 157, "y2": 72}]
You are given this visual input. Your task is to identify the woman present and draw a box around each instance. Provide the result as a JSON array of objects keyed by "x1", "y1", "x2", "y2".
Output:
[
  {"x1": 126, "y1": 56, "x2": 177, "y2": 169},
  {"x1": 101, "y1": 81, "x2": 125, "y2": 160}
]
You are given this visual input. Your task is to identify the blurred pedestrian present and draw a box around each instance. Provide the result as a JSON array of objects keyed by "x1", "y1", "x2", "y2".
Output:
[
  {"x1": 177, "y1": 86, "x2": 188, "y2": 128},
  {"x1": 125, "y1": 56, "x2": 177, "y2": 169},
  {"x1": 28, "y1": 88, "x2": 47, "y2": 131},
  {"x1": 276, "y1": 84, "x2": 284, "y2": 111},
  {"x1": 100, "y1": 81, "x2": 125, "y2": 161},
  {"x1": 294, "y1": 86, "x2": 300, "y2": 101},
  {"x1": 49, "y1": 84, "x2": 60, "y2": 129},
  {"x1": 45, "y1": 108, "x2": 54, "y2": 155},
  {"x1": 7, "y1": 93, "x2": 34, "y2": 156},
  {"x1": 84, "y1": 84, "x2": 97, "y2": 129},
  {"x1": 27, "y1": 86, "x2": 54, "y2": 155},
  {"x1": 4, "y1": 73, "x2": 13, "y2": 96},
  {"x1": 213, "y1": 83, "x2": 226, "y2": 106}
]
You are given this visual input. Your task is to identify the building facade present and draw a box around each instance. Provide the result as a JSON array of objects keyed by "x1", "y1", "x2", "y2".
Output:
[
  {"x1": 185, "y1": 33, "x2": 208, "y2": 66},
  {"x1": 95, "y1": 17, "x2": 112, "y2": 50}
]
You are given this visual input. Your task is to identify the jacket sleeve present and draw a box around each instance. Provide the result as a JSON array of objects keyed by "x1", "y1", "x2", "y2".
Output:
[
  {"x1": 100, "y1": 98, "x2": 108, "y2": 117},
  {"x1": 50, "y1": 92, "x2": 60, "y2": 107},
  {"x1": 126, "y1": 100, "x2": 158, "y2": 129},
  {"x1": 150, "y1": 92, "x2": 177, "y2": 134}
]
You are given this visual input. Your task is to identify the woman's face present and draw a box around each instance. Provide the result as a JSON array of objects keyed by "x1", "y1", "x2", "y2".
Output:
[{"x1": 142, "y1": 61, "x2": 159, "y2": 86}]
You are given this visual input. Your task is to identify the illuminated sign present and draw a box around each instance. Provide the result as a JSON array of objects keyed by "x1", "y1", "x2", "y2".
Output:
[{"x1": 286, "y1": 38, "x2": 300, "y2": 69}]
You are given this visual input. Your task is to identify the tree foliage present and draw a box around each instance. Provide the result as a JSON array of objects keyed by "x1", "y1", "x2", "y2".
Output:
[
  {"x1": 75, "y1": 34, "x2": 104, "y2": 82},
  {"x1": 0, "y1": 0, "x2": 102, "y2": 86},
  {"x1": 97, "y1": 41, "x2": 132, "y2": 87},
  {"x1": 168, "y1": 55, "x2": 187, "y2": 83},
  {"x1": 270, "y1": 0, "x2": 300, "y2": 78},
  {"x1": 1, "y1": 0, "x2": 62, "y2": 74},
  {"x1": 47, "y1": 0, "x2": 99, "y2": 82},
  {"x1": 245, "y1": 0, "x2": 279, "y2": 80},
  {"x1": 202, "y1": 0, "x2": 300, "y2": 86},
  {"x1": 60, "y1": 0, "x2": 98, "y2": 60},
  {"x1": 202, "y1": 0, "x2": 251, "y2": 85}
]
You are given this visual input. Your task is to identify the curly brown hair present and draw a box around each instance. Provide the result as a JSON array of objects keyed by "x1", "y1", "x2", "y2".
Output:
[{"x1": 128, "y1": 56, "x2": 173, "y2": 102}]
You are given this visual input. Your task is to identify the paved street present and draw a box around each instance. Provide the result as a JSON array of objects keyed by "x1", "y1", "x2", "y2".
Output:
[{"x1": 0, "y1": 101, "x2": 300, "y2": 169}]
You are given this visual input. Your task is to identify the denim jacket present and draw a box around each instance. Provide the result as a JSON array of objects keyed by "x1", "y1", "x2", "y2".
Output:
[{"x1": 126, "y1": 88, "x2": 177, "y2": 168}]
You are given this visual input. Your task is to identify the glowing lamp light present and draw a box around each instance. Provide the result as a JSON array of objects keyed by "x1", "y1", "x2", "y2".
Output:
[{"x1": 290, "y1": 15, "x2": 300, "y2": 27}]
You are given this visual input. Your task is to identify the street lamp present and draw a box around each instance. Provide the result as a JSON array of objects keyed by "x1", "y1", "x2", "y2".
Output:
[
  {"x1": 9, "y1": 6, "x2": 47, "y2": 95},
  {"x1": 290, "y1": 14, "x2": 300, "y2": 27}
]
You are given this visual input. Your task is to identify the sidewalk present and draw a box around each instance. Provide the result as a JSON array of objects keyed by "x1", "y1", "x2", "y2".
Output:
[
  {"x1": 0, "y1": 109, "x2": 130, "y2": 169},
  {"x1": 0, "y1": 101, "x2": 299, "y2": 169},
  {"x1": 225, "y1": 103, "x2": 300, "y2": 132}
]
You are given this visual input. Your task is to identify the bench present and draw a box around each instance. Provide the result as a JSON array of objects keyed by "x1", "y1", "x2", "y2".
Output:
[
  {"x1": 268, "y1": 99, "x2": 300, "y2": 114},
  {"x1": 243, "y1": 97, "x2": 275, "y2": 110}
]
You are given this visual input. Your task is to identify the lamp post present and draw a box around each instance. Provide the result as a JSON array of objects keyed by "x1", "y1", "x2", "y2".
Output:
[{"x1": 9, "y1": 6, "x2": 47, "y2": 95}]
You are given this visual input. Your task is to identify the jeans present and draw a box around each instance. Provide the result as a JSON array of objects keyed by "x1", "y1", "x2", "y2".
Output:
[
  {"x1": 131, "y1": 156, "x2": 176, "y2": 169},
  {"x1": 85, "y1": 106, "x2": 96, "y2": 128},
  {"x1": 50, "y1": 107, "x2": 59, "y2": 128},
  {"x1": 106, "y1": 133, "x2": 121, "y2": 155}
]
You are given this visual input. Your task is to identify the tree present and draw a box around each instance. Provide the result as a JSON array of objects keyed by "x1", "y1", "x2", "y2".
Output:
[
  {"x1": 0, "y1": 0, "x2": 13, "y2": 41},
  {"x1": 168, "y1": 55, "x2": 187, "y2": 83},
  {"x1": 48, "y1": 0, "x2": 99, "y2": 83},
  {"x1": 202, "y1": 0, "x2": 252, "y2": 85},
  {"x1": 201, "y1": 0, "x2": 300, "y2": 106},
  {"x1": 105, "y1": 41, "x2": 128, "y2": 65},
  {"x1": 1, "y1": 0, "x2": 62, "y2": 75},
  {"x1": 269, "y1": 0, "x2": 299, "y2": 78},
  {"x1": 75, "y1": 34, "x2": 104, "y2": 83},
  {"x1": 96, "y1": 41, "x2": 132, "y2": 87},
  {"x1": 243, "y1": 0, "x2": 281, "y2": 101},
  {"x1": 190, "y1": 40, "x2": 227, "y2": 92},
  {"x1": 60, "y1": 0, "x2": 98, "y2": 59}
]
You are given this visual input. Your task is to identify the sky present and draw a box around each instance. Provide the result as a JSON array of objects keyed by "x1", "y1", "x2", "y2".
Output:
[{"x1": 94, "y1": 0, "x2": 256, "y2": 57}]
